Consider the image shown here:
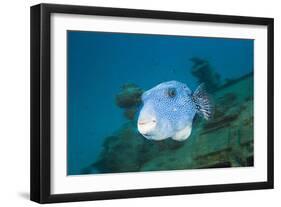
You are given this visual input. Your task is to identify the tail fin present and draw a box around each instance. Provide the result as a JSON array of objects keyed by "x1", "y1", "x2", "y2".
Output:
[{"x1": 192, "y1": 83, "x2": 214, "y2": 120}]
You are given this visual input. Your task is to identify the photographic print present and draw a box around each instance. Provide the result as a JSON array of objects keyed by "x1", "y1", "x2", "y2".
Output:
[
  {"x1": 31, "y1": 4, "x2": 273, "y2": 203},
  {"x1": 67, "y1": 31, "x2": 254, "y2": 175}
]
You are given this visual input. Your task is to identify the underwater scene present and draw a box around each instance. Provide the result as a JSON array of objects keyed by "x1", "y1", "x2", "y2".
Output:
[{"x1": 67, "y1": 31, "x2": 254, "y2": 175}]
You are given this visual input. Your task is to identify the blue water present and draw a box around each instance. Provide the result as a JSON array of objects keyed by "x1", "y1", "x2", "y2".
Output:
[{"x1": 67, "y1": 31, "x2": 253, "y2": 175}]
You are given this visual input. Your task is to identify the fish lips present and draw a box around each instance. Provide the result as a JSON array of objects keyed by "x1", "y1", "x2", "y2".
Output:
[{"x1": 137, "y1": 119, "x2": 157, "y2": 136}]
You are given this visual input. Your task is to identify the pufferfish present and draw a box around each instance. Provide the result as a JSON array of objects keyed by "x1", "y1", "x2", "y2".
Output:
[{"x1": 137, "y1": 81, "x2": 213, "y2": 141}]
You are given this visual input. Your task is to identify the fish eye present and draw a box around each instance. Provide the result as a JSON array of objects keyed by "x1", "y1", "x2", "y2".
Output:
[{"x1": 167, "y1": 88, "x2": 177, "y2": 98}]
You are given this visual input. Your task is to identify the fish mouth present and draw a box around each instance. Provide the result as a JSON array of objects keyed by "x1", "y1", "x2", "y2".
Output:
[
  {"x1": 138, "y1": 119, "x2": 156, "y2": 125},
  {"x1": 137, "y1": 119, "x2": 157, "y2": 135}
]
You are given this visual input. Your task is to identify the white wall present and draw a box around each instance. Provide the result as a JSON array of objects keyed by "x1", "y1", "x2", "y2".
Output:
[{"x1": 0, "y1": 0, "x2": 279, "y2": 206}]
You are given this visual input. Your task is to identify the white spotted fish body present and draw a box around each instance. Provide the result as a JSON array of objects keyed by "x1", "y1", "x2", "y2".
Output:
[{"x1": 137, "y1": 81, "x2": 212, "y2": 141}]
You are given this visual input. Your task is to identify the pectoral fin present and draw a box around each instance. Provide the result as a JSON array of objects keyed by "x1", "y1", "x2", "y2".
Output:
[{"x1": 172, "y1": 123, "x2": 192, "y2": 141}]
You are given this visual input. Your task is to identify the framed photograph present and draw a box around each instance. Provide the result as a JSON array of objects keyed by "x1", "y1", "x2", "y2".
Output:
[{"x1": 30, "y1": 3, "x2": 274, "y2": 203}]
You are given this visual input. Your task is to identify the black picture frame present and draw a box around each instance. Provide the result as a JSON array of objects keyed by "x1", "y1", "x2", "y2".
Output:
[{"x1": 30, "y1": 3, "x2": 274, "y2": 204}]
